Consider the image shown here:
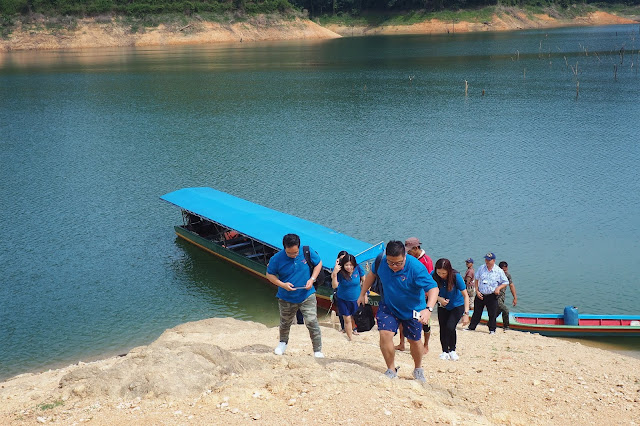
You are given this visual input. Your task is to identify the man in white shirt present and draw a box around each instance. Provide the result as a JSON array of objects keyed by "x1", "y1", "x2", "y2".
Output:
[{"x1": 465, "y1": 252, "x2": 509, "y2": 334}]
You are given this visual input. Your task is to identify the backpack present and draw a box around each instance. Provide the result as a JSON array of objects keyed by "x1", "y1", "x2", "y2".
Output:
[
  {"x1": 353, "y1": 304, "x2": 375, "y2": 332},
  {"x1": 370, "y1": 253, "x2": 384, "y2": 295},
  {"x1": 303, "y1": 246, "x2": 327, "y2": 288}
]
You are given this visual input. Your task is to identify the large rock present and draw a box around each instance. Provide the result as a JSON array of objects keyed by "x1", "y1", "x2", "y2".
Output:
[{"x1": 59, "y1": 318, "x2": 263, "y2": 400}]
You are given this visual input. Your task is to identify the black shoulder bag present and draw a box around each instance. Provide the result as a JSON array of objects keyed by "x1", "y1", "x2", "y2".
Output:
[{"x1": 303, "y1": 246, "x2": 326, "y2": 288}]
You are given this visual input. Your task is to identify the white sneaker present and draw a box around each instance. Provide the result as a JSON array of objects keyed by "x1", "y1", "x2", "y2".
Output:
[
  {"x1": 489, "y1": 331, "x2": 496, "y2": 335},
  {"x1": 274, "y1": 342, "x2": 287, "y2": 355},
  {"x1": 448, "y1": 351, "x2": 460, "y2": 361},
  {"x1": 438, "y1": 352, "x2": 450, "y2": 360},
  {"x1": 314, "y1": 351, "x2": 325, "y2": 358}
]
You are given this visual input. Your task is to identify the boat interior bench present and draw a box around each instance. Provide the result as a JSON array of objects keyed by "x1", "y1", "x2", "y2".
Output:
[{"x1": 226, "y1": 241, "x2": 252, "y2": 250}]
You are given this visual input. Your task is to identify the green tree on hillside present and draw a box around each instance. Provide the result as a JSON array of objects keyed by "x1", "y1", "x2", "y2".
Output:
[{"x1": 1, "y1": 0, "x2": 638, "y2": 18}]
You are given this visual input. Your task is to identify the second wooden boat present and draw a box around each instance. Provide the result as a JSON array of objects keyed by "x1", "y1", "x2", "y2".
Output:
[{"x1": 473, "y1": 310, "x2": 640, "y2": 337}]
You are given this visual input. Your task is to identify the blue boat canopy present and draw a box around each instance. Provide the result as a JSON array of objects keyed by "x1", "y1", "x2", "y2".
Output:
[{"x1": 161, "y1": 187, "x2": 384, "y2": 267}]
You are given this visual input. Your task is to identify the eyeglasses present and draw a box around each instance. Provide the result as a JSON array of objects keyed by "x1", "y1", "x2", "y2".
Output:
[
  {"x1": 387, "y1": 259, "x2": 404, "y2": 267},
  {"x1": 285, "y1": 249, "x2": 299, "y2": 257}
]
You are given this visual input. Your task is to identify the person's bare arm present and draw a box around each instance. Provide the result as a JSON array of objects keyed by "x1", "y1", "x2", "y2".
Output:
[{"x1": 357, "y1": 272, "x2": 375, "y2": 306}]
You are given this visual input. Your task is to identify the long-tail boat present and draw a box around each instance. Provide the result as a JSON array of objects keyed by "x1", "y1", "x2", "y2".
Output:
[
  {"x1": 473, "y1": 311, "x2": 640, "y2": 337},
  {"x1": 161, "y1": 187, "x2": 384, "y2": 311}
]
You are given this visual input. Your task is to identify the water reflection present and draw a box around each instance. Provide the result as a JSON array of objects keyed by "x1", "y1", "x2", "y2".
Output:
[
  {"x1": 171, "y1": 238, "x2": 280, "y2": 326},
  {"x1": 0, "y1": 39, "x2": 336, "y2": 72},
  {"x1": 560, "y1": 336, "x2": 640, "y2": 360}
]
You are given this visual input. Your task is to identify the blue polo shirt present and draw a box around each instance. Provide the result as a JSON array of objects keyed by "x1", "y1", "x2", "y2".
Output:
[
  {"x1": 372, "y1": 255, "x2": 437, "y2": 320},
  {"x1": 336, "y1": 264, "x2": 365, "y2": 302},
  {"x1": 266, "y1": 247, "x2": 320, "y2": 304},
  {"x1": 434, "y1": 272, "x2": 466, "y2": 310}
]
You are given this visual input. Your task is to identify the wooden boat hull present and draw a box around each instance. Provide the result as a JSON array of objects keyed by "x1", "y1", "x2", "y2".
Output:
[{"x1": 474, "y1": 311, "x2": 640, "y2": 337}]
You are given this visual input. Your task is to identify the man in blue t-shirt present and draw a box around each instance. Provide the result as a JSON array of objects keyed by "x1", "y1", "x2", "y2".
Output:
[
  {"x1": 357, "y1": 240, "x2": 438, "y2": 383},
  {"x1": 266, "y1": 233, "x2": 324, "y2": 358}
]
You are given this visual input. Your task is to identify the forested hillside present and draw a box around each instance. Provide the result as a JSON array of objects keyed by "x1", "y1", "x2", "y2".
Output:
[
  {"x1": 0, "y1": 0, "x2": 292, "y2": 16},
  {"x1": 3, "y1": 0, "x2": 638, "y2": 18}
]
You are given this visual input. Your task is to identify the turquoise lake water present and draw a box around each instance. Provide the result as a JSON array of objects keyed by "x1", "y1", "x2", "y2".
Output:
[{"x1": 1, "y1": 24, "x2": 639, "y2": 380}]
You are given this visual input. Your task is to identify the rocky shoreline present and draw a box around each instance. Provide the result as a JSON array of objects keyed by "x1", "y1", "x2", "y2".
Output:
[
  {"x1": 1, "y1": 317, "x2": 638, "y2": 425},
  {"x1": 1, "y1": 10, "x2": 637, "y2": 52}
]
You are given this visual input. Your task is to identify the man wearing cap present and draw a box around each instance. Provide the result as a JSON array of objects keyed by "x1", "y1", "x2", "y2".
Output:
[
  {"x1": 405, "y1": 237, "x2": 433, "y2": 274},
  {"x1": 497, "y1": 261, "x2": 517, "y2": 331},
  {"x1": 466, "y1": 252, "x2": 509, "y2": 334},
  {"x1": 395, "y1": 237, "x2": 434, "y2": 354},
  {"x1": 463, "y1": 258, "x2": 475, "y2": 310}
]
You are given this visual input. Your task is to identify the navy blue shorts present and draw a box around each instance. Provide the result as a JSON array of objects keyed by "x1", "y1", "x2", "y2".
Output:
[
  {"x1": 375, "y1": 302, "x2": 422, "y2": 341},
  {"x1": 336, "y1": 297, "x2": 358, "y2": 317}
]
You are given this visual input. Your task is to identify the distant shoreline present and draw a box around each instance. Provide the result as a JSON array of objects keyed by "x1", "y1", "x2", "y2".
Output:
[
  {"x1": 325, "y1": 10, "x2": 638, "y2": 37},
  {"x1": 1, "y1": 9, "x2": 638, "y2": 52}
]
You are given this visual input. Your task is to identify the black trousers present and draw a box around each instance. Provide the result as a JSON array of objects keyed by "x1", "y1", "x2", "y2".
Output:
[
  {"x1": 468, "y1": 293, "x2": 498, "y2": 332},
  {"x1": 437, "y1": 304, "x2": 465, "y2": 352}
]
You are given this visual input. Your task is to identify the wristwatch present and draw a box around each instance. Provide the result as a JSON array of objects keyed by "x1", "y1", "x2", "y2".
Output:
[
  {"x1": 427, "y1": 306, "x2": 434, "y2": 312},
  {"x1": 464, "y1": 311, "x2": 469, "y2": 315}
]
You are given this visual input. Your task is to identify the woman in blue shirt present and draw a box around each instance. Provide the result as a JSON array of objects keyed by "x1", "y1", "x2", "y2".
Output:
[
  {"x1": 333, "y1": 250, "x2": 348, "y2": 332},
  {"x1": 433, "y1": 258, "x2": 470, "y2": 361},
  {"x1": 331, "y1": 253, "x2": 365, "y2": 341}
]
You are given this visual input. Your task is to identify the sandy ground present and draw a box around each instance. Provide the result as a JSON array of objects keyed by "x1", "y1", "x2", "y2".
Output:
[
  {"x1": 1, "y1": 316, "x2": 639, "y2": 425},
  {"x1": 1, "y1": 11, "x2": 637, "y2": 52}
]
